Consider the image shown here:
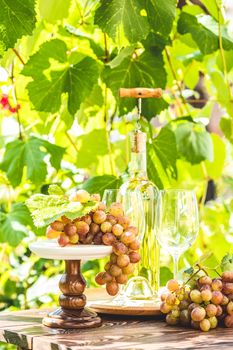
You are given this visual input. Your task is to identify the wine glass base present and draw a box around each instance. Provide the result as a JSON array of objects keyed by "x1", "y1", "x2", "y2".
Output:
[
  {"x1": 123, "y1": 276, "x2": 155, "y2": 301},
  {"x1": 42, "y1": 307, "x2": 102, "y2": 329}
]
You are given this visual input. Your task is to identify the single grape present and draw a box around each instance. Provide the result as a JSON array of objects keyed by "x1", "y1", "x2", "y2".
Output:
[
  {"x1": 93, "y1": 210, "x2": 107, "y2": 224},
  {"x1": 113, "y1": 242, "x2": 128, "y2": 256},
  {"x1": 122, "y1": 263, "x2": 134, "y2": 275},
  {"x1": 120, "y1": 231, "x2": 135, "y2": 245},
  {"x1": 83, "y1": 215, "x2": 92, "y2": 225},
  {"x1": 93, "y1": 232, "x2": 103, "y2": 245},
  {"x1": 127, "y1": 226, "x2": 138, "y2": 236},
  {"x1": 200, "y1": 284, "x2": 211, "y2": 292},
  {"x1": 224, "y1": 315, "x2": 233, "y2": 328},
  {"x1": 129, "y1": 251, "x2": 141, "y2": 263},
  {"x1": 109, "y1": 264, "x2": 122, "y2": 277},
  {"x1": 117, "y1": 216, "x2": 130, "y2": 229},
  {"x1": 106, "y1": 281, "x2": 119, "y2": 296},
  {"x1": 69, "y1": 234, "x2": 79, "y2": 244},
  {"x1": 102, "y1": 272, "x2": 112, "y2": 283},
  {"x1": 102, "y1": 232, "x2": 116, "y2": 246},
  {"x1": 109, "y1": 202, "x2": 124, "y2": 217},
  {"x1": 75, "y1": 221, "x2": 89, "y2": 235},
  {"x1": 160, "y1": 292, "x2": 169, "y2": 302},
  {"x1": 112, "y1": 224, "x2": 124, "y2": 237},
  {"x1": 205, "y1": 304, "x2": 217, "y2": 317},
  {"x1": 180, "y1": 309, "x2": 190, "y2": 326},
  {"x1": 198, "y1": 276, "x2": 212, "y2": 285},
  {"x1": 211, "y1": 278, "x2": 223, "y2": 291},
  {"x1": 166, "y1": 313, "x2": 179, "y2": 325},
  {"x1": 223, "y1": 282, "x2": 233, "y2": 295},
  {"x1": 191, "y1": 307, "x2": 206, "y2": 322},
  {"x1": 83, "y1": 232, "x2": 94, "y2": 244},
  {"x1": 51, "y1": 220, "x2": 64, "y2": 232},
  {"x1": 95, "y1": 272, "x2": 106, "y2": 285},
  {"x1": 116, "y1": 274, "x2": 128, "y2": 284},
  {"x1": 129, "y1": 240, "x2": 140, "y2": 251},
  {"x1": 221, "y1": 295, "x2": 229, "y2": 305},
  {"x1": 160, "y1": 302, "x2": 172, "y2": 314},
  {"x1": 90, "y1": 193, "x2": 101, "y2": 202},
  {"x1": 227, "y1": 301, "x2": 233, "y2": 315},
  {"x1": 46, "y1": 226, "x2": 61, "y2": 239},
  {"x1": 179, "y1": 300, "x2": 190, "y2": 311},
  {"x1": 200, "y1": 319, "x2": 211, "y2": 332},
  {"x1": 101, "y1": 221, "x2": 112, "y2": 233},
  {"x1": 69, "y1": 189, "x2": 90, "y2": 203},
  {"x1": 64, "y1": 223, "x2": 77, "y2": 236},
  {"x1": 190, "y1": 289, "x2": 202, "y2": 304},
  {"x1": 58, "y1": 233, "x2": 70, "y2": 247},
  {"x1": 166, "y1": 279, "x2": 179, "y2": 292},
  {"x1": 216, "y1": 305, "x2": 223, "y2": 316},
  {"x1": 222, "y1": 271, "x2": 233, "y2": 283},
  {"x1": 191, "y1": 320, "x2": 200, "y2": 329},
  {"x1": 201, "y1": 289, "x2": 212, "y2": 302},
  {"x1": 98, "y1": 202, "x2": 106, "y2": 211},
  {"x1": 110, "y1": 253, "x2": 118, "y2": 264},
  {"x1": 106, "y1": 214, "x2": 117, "y2": 226},
  {"x1": 171, "y1": 307, "x2": 180, "y2": 318},
  {"x1": 117, "y1": 254, "x2": 130, "y2": 268},
  {"x1": 211, "y1": 291, "x2": 223, "y2": 305},
  {"x1": 90, "y1": 223, "x2": 100, "y2": 235},
  {"x1": 104, "y1": 262, "x2": 111, "y2": 271},
  {"x1": 61, "y1": 216, "x2": 71, "y2": 224},
  {"x1": 208, "y1": 316, "x2": 218, "y2": 329},
  {"x1": 166, "y1": 293, "x2": 177, "y2": 306}
]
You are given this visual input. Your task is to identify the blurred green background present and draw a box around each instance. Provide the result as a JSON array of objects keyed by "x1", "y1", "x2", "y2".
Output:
[{"x1": 1, "y1": 0, "x2": 233, "y2": 347}]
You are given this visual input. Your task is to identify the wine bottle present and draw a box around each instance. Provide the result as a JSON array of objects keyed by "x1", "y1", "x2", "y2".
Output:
[{"x1": 120, "y1": 130, "x2": 160, "y2": 296}]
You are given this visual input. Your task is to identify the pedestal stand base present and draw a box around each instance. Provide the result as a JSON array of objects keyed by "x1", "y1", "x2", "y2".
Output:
[{"x1": 42, "y1": 307, "x2": 102, "y2": 329}]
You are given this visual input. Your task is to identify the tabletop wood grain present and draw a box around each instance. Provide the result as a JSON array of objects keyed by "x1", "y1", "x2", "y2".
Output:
[{"x1": 1, "y1": 289, "x2": 233, "y2": 350}]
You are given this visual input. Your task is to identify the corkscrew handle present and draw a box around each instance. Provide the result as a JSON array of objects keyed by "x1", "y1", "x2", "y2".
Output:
[{"x1": 119, "y1": 87, "x2": 162, "y2": 99}]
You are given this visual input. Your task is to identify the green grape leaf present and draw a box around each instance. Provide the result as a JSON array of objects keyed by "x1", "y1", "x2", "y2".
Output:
[
  {"x1": 39, "y1": 0, "x2": 71, "y2": 23},
  {"x1": 175, "y1": 122, "x2": 214, "y2": 164},
  {"x1": 26, "y1": 194, "x2": 98, "y2": 227},
  {"x1": 82, "y1": 175, "x2": 122, "y2": 197},
  {"x1": 0, "y1": 0, "x2": 36, "y2": 57},
  {"x1": 104, "y1": 48, "x2": 167, "y2": 117},
  {"x1": 48, "y1": 184, "x2": 65, "y2": 196},
  {"x1": 145, "y1": 0, "x2": 176, "y2": 36},
  {"x1": 22, "y1": 39, "x2": 100, "y2": 115},
  {"x1": 0, "y1": 136, "x2": 65, "y2": 187},
  {"x1": 178, "y1": 13, "x2": 233, "y2": 55},
  {"x1": 221, "y1": 253, "x2": 233, "y2": 272},
  {"x1": 0, "y1": 203, "x2": 33, "y2": 246},
  {"x1": 220, "y1": 117, "x2": 233, "y2": 143},
  {"x1": 147, "y1": 127, "x2": 177, "y2": 189},
  {"x1": 94, "y1": 0, "x2": 149, "y2": 43}
]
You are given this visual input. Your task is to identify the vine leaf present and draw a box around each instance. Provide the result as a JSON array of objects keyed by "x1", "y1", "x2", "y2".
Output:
[
  {"x1": 0, "y1": 136, "x2": 65, "y2": 187},
  {"x1": 0, "y1": 203, "x2": 33, "y2": 246},
  {"x1": 82, "y1": 175, "x2": 122, "y2": 196},
  {"x1": 94, "y1": 0, "x2": 149, "y2": 43},
  {"x1": 39, "y1": 0, "x2": 71, "y2": 23},
  {"x1": 178, "y1": 13, "x2": 233, "y2": 55},
  {"x1": 103, "y1": 48, "x2": 167, "y2": 117},
  {"x1": 22, "y1": 39, "x2": 100, "y2": 115},
  {"x1": 175, "y1": 122, "x2": 214, "y2": 164},
  {"x1": 145, "y1": 0, "x2": 176, "y2": 36},
  {"x1": 147, "y1": 127, "x2": 178, "y2": 189},
  {"x1": 0, "y1": 0, "x2": 36, "y2": 57}
]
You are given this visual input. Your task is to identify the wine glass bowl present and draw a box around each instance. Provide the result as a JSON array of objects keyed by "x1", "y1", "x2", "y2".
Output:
[{"x1": 157, "y1": 189, "x2": 199, "y2": 279}]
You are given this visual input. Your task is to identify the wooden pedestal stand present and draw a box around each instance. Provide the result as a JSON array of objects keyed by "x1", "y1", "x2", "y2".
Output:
[{"x1": 42, "y1": 260, "x2": 101, "y2": 329}]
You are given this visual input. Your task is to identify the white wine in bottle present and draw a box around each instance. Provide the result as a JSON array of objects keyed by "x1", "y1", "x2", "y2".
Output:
[{"x1": 120, "y1": 130, "x2": 160, "y2": 297}]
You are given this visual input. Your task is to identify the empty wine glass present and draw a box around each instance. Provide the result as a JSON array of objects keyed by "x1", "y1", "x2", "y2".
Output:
[
  {"x1": 102, "y1": 189, "x2": 119, "y2": 210},
  {"x1": 157, "y1": 189, "x2": 199, "y2": 279}
]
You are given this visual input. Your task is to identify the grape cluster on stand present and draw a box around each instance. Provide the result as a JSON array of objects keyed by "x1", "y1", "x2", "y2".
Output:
[
  {"x1": 45, "y1": 189, "x2": 140, "y2": 296},
  {"x1": 160, "y1": 271, "x2": 233, "y2": 331}
]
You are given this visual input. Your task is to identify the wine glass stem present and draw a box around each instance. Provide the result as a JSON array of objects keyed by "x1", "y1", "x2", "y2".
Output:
[{"x1": 173, "y1": 254, "x2": 180, "y2": 280}]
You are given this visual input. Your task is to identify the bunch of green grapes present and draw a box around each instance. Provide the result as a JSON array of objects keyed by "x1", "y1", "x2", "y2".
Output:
[
  {"x1": 160, "y1": 272, "x2": 233, "y2": 331},
  {"x1": 45, "y1": 189, "x2": 140, "y2": 296}
]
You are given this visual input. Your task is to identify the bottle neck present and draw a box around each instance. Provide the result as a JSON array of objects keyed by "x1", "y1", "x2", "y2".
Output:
[{"x1": 129, "y1": 151, "x2": 147, "y2": 179}]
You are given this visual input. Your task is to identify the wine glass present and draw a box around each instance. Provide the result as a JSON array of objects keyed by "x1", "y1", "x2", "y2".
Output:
[
  {"x1": 102, "y1": 189, "x2": 119, "y2": 210},
  {"x1": 157, "y1": 189, "x2": 199, "y2": 279}
]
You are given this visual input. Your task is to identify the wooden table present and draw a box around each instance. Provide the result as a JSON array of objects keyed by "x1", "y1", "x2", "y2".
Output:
[{"x1": 1, "y1": 289, "x2": 233, "y2": 350}]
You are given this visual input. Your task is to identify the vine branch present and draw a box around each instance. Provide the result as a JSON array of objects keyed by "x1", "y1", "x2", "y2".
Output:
[
  {"x1": 12, "y1": 48, "x2": 25, "y2": 65},
  {"x1": 10, "y1": 61, "x2": 23, "y2": 140}
]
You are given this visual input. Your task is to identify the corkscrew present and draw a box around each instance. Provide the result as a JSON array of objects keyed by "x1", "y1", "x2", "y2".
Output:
[{"x1": 119, "y1": 88, "x2": 162, "y2": 129}]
